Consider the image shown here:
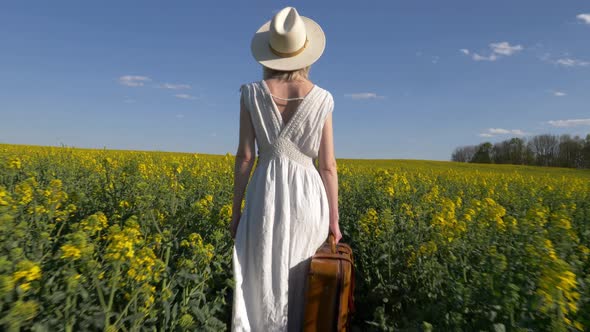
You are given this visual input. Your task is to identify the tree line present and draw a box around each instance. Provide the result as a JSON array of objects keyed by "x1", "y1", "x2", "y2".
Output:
[{"x1": 451, "y1": 133, "x2": 590, "y2": 169}]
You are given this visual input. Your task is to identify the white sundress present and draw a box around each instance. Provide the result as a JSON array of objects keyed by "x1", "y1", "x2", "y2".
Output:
[{"x1": 232, "y1": 79, "x2": 334, "y2": 332}]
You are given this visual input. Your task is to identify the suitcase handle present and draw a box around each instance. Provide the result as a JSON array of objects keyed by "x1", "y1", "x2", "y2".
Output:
[{"x1": 328, "y1": 233, "x2": 336, "y2": 254}]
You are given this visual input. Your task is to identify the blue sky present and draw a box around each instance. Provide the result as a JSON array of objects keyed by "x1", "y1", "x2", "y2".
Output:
[{"x1": 1, "y1": 1, "x2": 589, "y2": 161}]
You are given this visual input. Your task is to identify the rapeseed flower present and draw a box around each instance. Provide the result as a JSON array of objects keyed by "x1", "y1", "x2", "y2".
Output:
[{"x1": 60, "y1": 244, "x2": 82, "y2": 260}]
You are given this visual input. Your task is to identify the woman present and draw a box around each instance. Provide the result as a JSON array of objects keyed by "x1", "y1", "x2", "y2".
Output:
[{"x1": 229, "y1": 6, "x2": 341, "y2": 332}]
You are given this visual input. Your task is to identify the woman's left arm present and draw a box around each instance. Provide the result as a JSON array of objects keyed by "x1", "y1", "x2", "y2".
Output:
[{"x1": 230, "y1": 91, "x2": 256, "y2": 237}]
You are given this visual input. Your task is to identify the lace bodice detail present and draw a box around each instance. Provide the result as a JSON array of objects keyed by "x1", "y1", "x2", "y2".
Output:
[{"x1": 239, "y1": 80, "x2": 334, "y2": 169}]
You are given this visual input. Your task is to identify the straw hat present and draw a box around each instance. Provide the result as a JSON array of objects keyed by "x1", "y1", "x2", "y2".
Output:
[{"x1": 250, "y1": 7, "x2": 326, "y2": 71}]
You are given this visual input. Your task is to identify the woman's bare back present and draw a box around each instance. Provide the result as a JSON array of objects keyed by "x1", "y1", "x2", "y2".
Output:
[{"x1": 262, "y1": 78, "x2": 316, "y2": 126}]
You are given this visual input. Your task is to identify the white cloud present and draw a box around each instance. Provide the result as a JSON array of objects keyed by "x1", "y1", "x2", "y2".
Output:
[
  {"x1": 488, "y1": 128, "x2": 510, "y2": 134},
  {"x1": 175, "y1": 94, "x2": 197, "y2": 100},
  {"x1": 480, "y1": 128, "x2": 528, "y2": 137},
  {"x1": 473, "y1": 53, "x2": 499, "y2": 62},
  {"x1": 175, "y1": 114, "x2": 185, "y2": 118},
  {"x1": 158, "y1": 83, "x2": 191, "y2": 90},
  {"x1": 118, "y1": 75, "x2": 151, "y2": 87},
  {"x1": 461, "y1": 41, "x2": 523, "y2": 62},
  {"x1": 552, "y1": 91, "x2": 567, "y2": 97},
  {"x1": 344, "y1": 92, "x2": 384, "y2": 100},
  {"x1": 541, "y1": 53, "x2": 590, "y2": 67},
  {"x1": 510, "y1": 129, "x2": 527, "y2": 136},
  {"x1": 489, "y1": 41, "x2": 523, "y2": 56},
  {"x1": 123, "y1": 98, "x2": 136, "y2": 103},
  {"x1": 554, "y1": 57, "x2": 590, "y2": 67},
  {"x1": 577, "y1": 13, "x2": 590, "y2": 24},
  {"x1": 547, "y1": 118, "x2": 590, "y2": 127}
]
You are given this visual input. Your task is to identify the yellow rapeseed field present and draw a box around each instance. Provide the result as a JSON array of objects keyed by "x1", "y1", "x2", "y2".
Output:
[{"x1": 1, "y1": 143, "x2": 589, "y2": 331}]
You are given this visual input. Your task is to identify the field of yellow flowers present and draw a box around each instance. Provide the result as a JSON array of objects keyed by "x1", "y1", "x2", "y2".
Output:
[{"x1": 1, "y1": 143, "x2": 589, "y2": 331}]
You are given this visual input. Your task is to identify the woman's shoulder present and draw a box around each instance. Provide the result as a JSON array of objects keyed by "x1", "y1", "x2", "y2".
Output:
[
  {"x1": 240, "y1": 80, "x2": 266, "y2": 89},
  {"x1": 238, "y1": 81, "x2": 263, "y2": 99},
  {"x1": 313, "y1": 84, "x2": 334, "y2": 104},
  {"x1": 239, "y1": 80, "x2": 256, "y2": 90},
  {"x1": 239, "y1": 80, "x2": 333, "y2": 101}
]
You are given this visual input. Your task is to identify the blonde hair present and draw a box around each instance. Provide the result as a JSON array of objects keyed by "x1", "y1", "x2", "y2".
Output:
[{"x1": 262, "y1": 65, "x2": 311, "y2": 81}]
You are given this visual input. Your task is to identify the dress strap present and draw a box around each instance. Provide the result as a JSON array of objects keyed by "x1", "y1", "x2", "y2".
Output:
[{"x1": 269, "y1": 93, "x2": 305, "y2": 101}]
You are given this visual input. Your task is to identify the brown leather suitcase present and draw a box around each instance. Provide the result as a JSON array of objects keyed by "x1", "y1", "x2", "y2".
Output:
[{"x1": 303, "y1": 233, "x2": 356, "y2": 331}]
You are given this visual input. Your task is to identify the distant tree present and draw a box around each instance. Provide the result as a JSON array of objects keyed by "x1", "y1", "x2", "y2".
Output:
[
  {"x1": 451, "y1": 146, "x2": 464, "y2": 162},
  {"x1": 508, "y1": 137, "x2": 526, "y2": 165},
  {"x1": 557, "y1": 134, "x2": 584, "y2": 168},
  {"x1": 465, "y1": 145, "x2": 477, "y2": 162},
  {"x1": 529, "y1": 134, "x2": 559, "y2": 166},
  {"x1": 492, "y1": 141, "x2": 509, "y2": 164},
  {"x1": 471, "y1": 142, "x2": 493, "y2": 163},
  {"x1": 573, "y1": 135, "x2": 586, "y2": 168},
  {"x1": 524, "y1": 141, "x2": 537, "y2": 165},
  {"x1": 582, "y1": 134, "x2": 590, "y2": 168},
  {"x1": 451, "y1": 145, "x2": 477, "y2": 162},
  {"x1": 450, "y1": 132, "x2": 590, "y2": 169}
]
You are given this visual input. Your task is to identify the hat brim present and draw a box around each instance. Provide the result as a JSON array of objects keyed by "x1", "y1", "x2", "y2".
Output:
[{"x1": 251, "y1": 16, "x2": 326, "y2": 71}]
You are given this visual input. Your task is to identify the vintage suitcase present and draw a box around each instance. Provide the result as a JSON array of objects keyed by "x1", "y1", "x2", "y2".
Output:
[{"x1": 303, "y1": 233, "x2": 356, "y2": 331}]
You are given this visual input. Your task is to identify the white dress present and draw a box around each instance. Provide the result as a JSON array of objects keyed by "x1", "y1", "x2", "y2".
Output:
[{"x1": 232, "y1": 80, "x2": 334, "y2": 332}]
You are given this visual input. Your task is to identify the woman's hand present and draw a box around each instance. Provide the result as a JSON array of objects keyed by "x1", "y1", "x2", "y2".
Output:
[
  {"x1": 229, "y1": 213, "x2": 241, "y2": 240},
  {"x1": 329, "y1": 222, "x2": 342, "y2": 244}
]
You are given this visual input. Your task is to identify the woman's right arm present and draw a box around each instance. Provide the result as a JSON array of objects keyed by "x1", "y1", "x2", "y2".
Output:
[{"x1": 318, "y1": 111, "x2": 341, "y2": 243}]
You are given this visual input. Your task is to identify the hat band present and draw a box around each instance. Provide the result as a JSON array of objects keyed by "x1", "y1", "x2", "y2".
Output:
[{"x1": 268, "y1": 38, "x2": 309, "y2": 58}]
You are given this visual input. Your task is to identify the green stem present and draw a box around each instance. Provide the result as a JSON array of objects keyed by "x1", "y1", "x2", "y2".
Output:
[
  {"x1": 65, "y1": 295, "x2": 71, "y2": 332},
  {"x1": 105, "y1": 261, "x2": 122, "y2": 328},
  {"x1": 41, "y1": 219, "x2": 68, "y2": 262},
  {"x1": 93, "y1": 275, "x2": 107, "y2": 310},
  {"x1": 113, "y1": 286, "x2": 142, "y2": 327}
]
